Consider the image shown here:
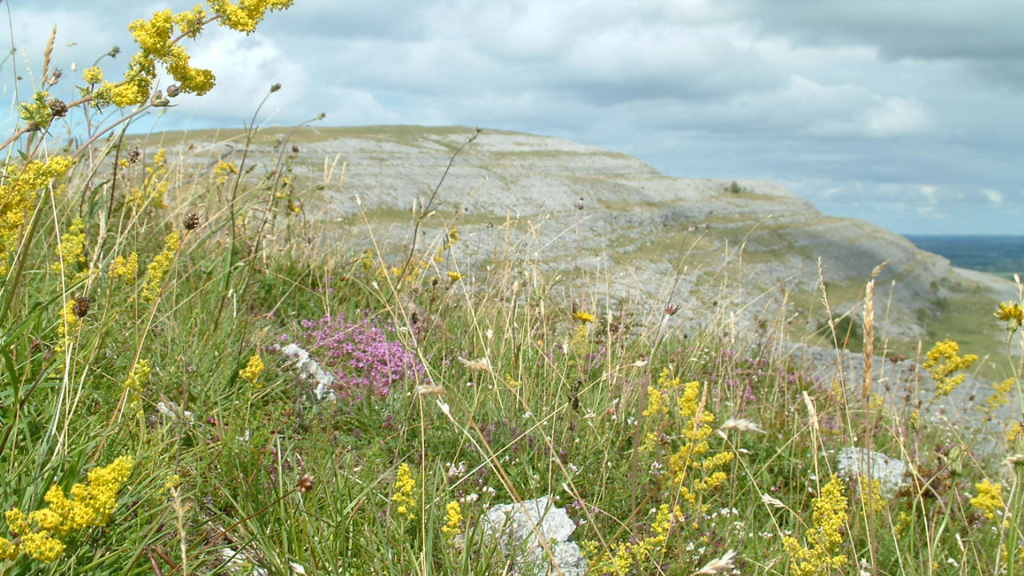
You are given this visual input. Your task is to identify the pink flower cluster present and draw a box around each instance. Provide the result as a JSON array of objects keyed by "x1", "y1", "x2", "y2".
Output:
[{"x1": 298, "y1": 313, "x2": 425, "y2": 397}]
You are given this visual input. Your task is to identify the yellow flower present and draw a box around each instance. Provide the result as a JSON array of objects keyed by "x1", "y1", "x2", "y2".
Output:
[
  {"x1": 970, "y1": 479, "x2": 1004, "y2": 520},
  {"x1": 782, "y1": 475, "x2": 849, "y2": 576},
  {"x1": 923, "y1": 339, "x2": 978, "y2": 396},
  {"x1": 165, "y1": 474, "x2": 181, "y2": 492},
  {"x1": 239, "y1": 353, "x2": 265, "y2": 387},
  {"x1": 572, "y1": 310, "x2": 594, "y2": 324},
  {"x1": 995, "y1": 301, "x2": 1024, "y2": 330},
  {"x1": 51, "y1": 217, "x2": 88, "y2": 278},
  {"x1": 0, "y1": 156, "x2": 73, "y2": 275},
  {"x1": 446, "y1": 271, "x2": 464, "y2": 282},
  {"x1": 19, "y1": 531, "x2": 64, "y2": 563},
  {"x1": 111, "y1": 252, "x2": 139, "y2": 284},
  {"x1": 442, "y1": 501, "x2": 463, "y2": 536},
  {"x1": 124, "y1": 360, "x2": 151, "y2": 416},
  {"x1": 0, "y1": 537, "x2": 16, "y2": 560},
  {"x1": 142, "y1": 229, "x2": 180, "y2": 301},
  {"x1": 208, "y1": 0, "x2": 295, "y2": 33},
  {"x1": 643, "y1": 386, "x2": 666, "y2": 417},
  {"x1": 82, "y1": 66, "x2": 103, "y2": 84},
  {"x1": 986, "y1": 378, "x2": 1014, "y2": 414},
  {"x1": 392, "y1": 463, "x2": 417, "y2": 520}
]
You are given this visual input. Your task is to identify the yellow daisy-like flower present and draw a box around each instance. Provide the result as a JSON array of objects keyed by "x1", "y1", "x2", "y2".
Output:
[
  {"x1": 572, "y1": 310, "x2": 595, "y2": 324},
  {"x1": 995, "y1": 301, "x2": 1024, "y2": 330}
]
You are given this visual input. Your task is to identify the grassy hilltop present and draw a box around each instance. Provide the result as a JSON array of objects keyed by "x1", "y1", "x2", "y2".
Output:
[{"x1": 2, "y1": 5, "x2": 1024, "y2": 576}]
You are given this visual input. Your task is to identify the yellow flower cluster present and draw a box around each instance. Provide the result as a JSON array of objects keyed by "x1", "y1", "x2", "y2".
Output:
[
  {"x1": 643, "y1": 369, "x2": 733, "y2": 509},
  {"x1": 111, "y1": 252, "x2": 139, "y2": 284},
  {"x1": 783, "y1": 475, "x2": 849, "y2": 576},
  {"x1": 0, "y1": 456, "x2": 133, "y2": 563},
  {"x1": 142, "y1": 230, "x2": 180, "y2": 302},
  {"x1": 208, "y1": 0, "x2": 295, "y2": 34},
  {"x1": 81, "y1": 66, "x2": 103, "y2": 84},
  {"x1": 124, "y1": 360, "x2": 151, "y2": 416},
  {"x1": 239, "y1": 353, "x2": 264, "y2": 387},
  {"x1": 0, "y1": 156, "x2": 73, "y2": 275},
  {"x1": 392, "y1": 463, "x2": 417, "y2": 520},
  {"x1": 212, "y1": 160, "x2": 238, "y2": 185},
  {"x1": 584, "y1": 503, "x2": 680, "y2": 575},
  {"x1": 446, "y1": 271, "x2": 464, "y2": 282},
  {"x1": 923, "y1": 339, "x2": 978, "y2": 396},
  {"x1": 128, "y1": 148, "x2": 169, "y2": 208},
  {"x1": 970, "y1": 479, "x2": 1004, "y2": 520},
  {"x1": 441, "y1": 500, "x2": 463, "y2": 536},
  {"x1": 51, "y1": 217, "x2": 89, "y2": 281},
  {"x1": 57, "y1": 299, "x2": 80, "y2": 351},
  {"x1": 986, "y1": 378, "x2": 1015, "y2": 414}
]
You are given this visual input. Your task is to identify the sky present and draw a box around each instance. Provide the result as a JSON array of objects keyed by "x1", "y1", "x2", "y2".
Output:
[{"x1": 4, "y1": 0, "x2": 1024, "y2": 235}]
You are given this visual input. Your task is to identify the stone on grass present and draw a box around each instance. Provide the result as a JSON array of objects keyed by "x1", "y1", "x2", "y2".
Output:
[
  {"x1": 277, "y1": 343, "x2": 335, "y2": 400},
  {"x1": 837, "y1": 447, "x2": 908, "y2": 498},
  {"x1": 480, "y1": 496, "x2": 586, "y2": 576}
]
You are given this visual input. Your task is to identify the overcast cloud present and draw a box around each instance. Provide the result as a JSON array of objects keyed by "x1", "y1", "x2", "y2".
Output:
[{"x1": 4, "y1": 0, "x2": 1022, "y2": 234}]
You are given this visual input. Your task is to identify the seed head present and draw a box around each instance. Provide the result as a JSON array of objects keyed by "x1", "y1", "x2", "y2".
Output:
[
  {"x1": 126, "y1": 146, "x2": 140, "y2": 164},
  {"x1": 183, "y1": 212, "x2": 201, "y2": 231},
  {"x1": 73, "y1": 295, "x2": 90, "y2": 318},
  {"x1": 49, "y1": 99, "x2": 68, "y2": 118},
  {"x1": 270, "y1": 83, "x2": 282, "y2": 93},
  {"x1": 296, "y1": 474, "x2": 315, "y2": 493}
]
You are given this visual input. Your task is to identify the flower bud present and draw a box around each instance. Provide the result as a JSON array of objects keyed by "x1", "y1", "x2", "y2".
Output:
[
  {"x1": 270, "y1": 83, "x2": 282, "y2": 93},
  {"x1": 166, "y1": 84, "x2": 180, "y2": 98}
]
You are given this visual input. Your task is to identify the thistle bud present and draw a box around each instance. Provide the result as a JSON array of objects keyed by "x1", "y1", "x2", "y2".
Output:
[
  {"x1": 166, "y1": 84, "x2": 180, "y2": 98},
  {"x1": 108, "y1": 46, "x2": 121, "y2": 57},
  {"x1": 270, "y1": 83, "x2": 282, "y2": 93}
]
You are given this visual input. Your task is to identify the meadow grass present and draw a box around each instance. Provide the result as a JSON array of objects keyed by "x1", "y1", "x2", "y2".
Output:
[{"x1": 2, "y1": 4, "x2": 1024, "y2": 576}]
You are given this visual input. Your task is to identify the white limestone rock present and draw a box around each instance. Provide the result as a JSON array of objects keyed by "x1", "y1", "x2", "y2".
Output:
[{"x1": 480, "y1": 496, "x2": 586, "y2": 576}]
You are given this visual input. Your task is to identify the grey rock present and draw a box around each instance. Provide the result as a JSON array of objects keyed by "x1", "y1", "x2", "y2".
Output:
[
  {"x1": 480, "y1": 496, "x2": 586, "y2": 576},
  {"x1": 837, "y1": 447, "x2": 909, "y2": 498},
  {"x1": 276, "y1": 343, "x2": 335, "y2": 400}
]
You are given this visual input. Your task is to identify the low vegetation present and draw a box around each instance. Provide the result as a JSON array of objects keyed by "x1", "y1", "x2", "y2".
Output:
[{"x1": 1, "y1": 3, "x2": 1023, "y2": 575}]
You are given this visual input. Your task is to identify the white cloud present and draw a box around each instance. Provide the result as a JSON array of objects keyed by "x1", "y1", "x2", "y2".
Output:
[{"x1": 983, "y1": 188, "x2": 1004, "y2": 204}]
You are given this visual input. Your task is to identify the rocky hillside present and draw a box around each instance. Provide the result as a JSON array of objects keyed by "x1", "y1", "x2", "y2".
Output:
[{"x1": 157, "y1": 125, "x2": 1016, "y2": 375}]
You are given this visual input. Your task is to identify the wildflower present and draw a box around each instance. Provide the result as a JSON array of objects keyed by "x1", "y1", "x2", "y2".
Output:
[
  {"x1": 986, "y1": 378, "x2": 1014, "y2": 414},
  {"x1": 141, "y1": 229, "x2": 179, "y2": 301},
  {"x1": 782, "y1": 475, "x2": 849, "y2": 576},
  {"x1": 442, "y1": 500, "x2": 463, "y2": 536},
  {"x1": 124, "y1": 360, "x2": 151, "y2": 416},
  {"x1": 57, "y1": 299, "x2": 80, "y2": 350},
  {"x1": 584, "y1": 504, "x2": 680, "y2": 575},
  {"x1": 643, "y1": 386, "x2": 667, "y2": 417},
  {"x1": 923, "y1": 340, "x2": 978, "y2": 396},
  {"x1": 51, "y1": 217, "x2": 89, "y2": 279},
  {"x1": 164, "y1": 474, "x2": 181, "y2": 493},
  {"x1": 239, "y1": 353, "x2": 265, "y2": 387},
  {"x1": 392, "y1": 463, "x2": 417, "y2": 519},
  {"x1": 300, "y1": 313, "x2": 425, "y2": 397},
  {"x1": 111, "y1": 252, "x2": 139, "y2": 283},
  {"x1": 1, "y1": 456, "x2": 133, "y2": 563},
  {"x1": 995, "y1": 301, "x2": 1024, "y2": 330},
  {"x1": 81, "y1": 66, "x2": 103, "y2": 84},
  {"x1": 128, "y1": 148, "x2": 169, "y2": 207},
  {"x1": 572, "y1": 310, "x2": 595, "y2": 324},
  {"x1": 446, "y1": 271, "x2": 464, "y2": 282},
  {"x1": 183, "y1": 212, "x2": 201, "y2": 230},
  {"x1": 208, "y1": 0, "x2": 295, "y2": 33},
  {"x1": 0, "y1": 156, "x2": 74, "y2": 275},
  {"x1": 970, "y1": 479, "x2": 1004, "y2": 520}
]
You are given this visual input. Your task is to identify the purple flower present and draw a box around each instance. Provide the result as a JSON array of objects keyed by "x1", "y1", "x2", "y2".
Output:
[{"x1": 298, "y1": 313, "x2": 426, "y2": 398}]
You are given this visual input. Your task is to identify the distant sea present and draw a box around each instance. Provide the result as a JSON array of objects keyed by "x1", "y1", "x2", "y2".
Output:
[{"x1": 904, "y1": 235, "x2": 1024, "y2": 280}]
